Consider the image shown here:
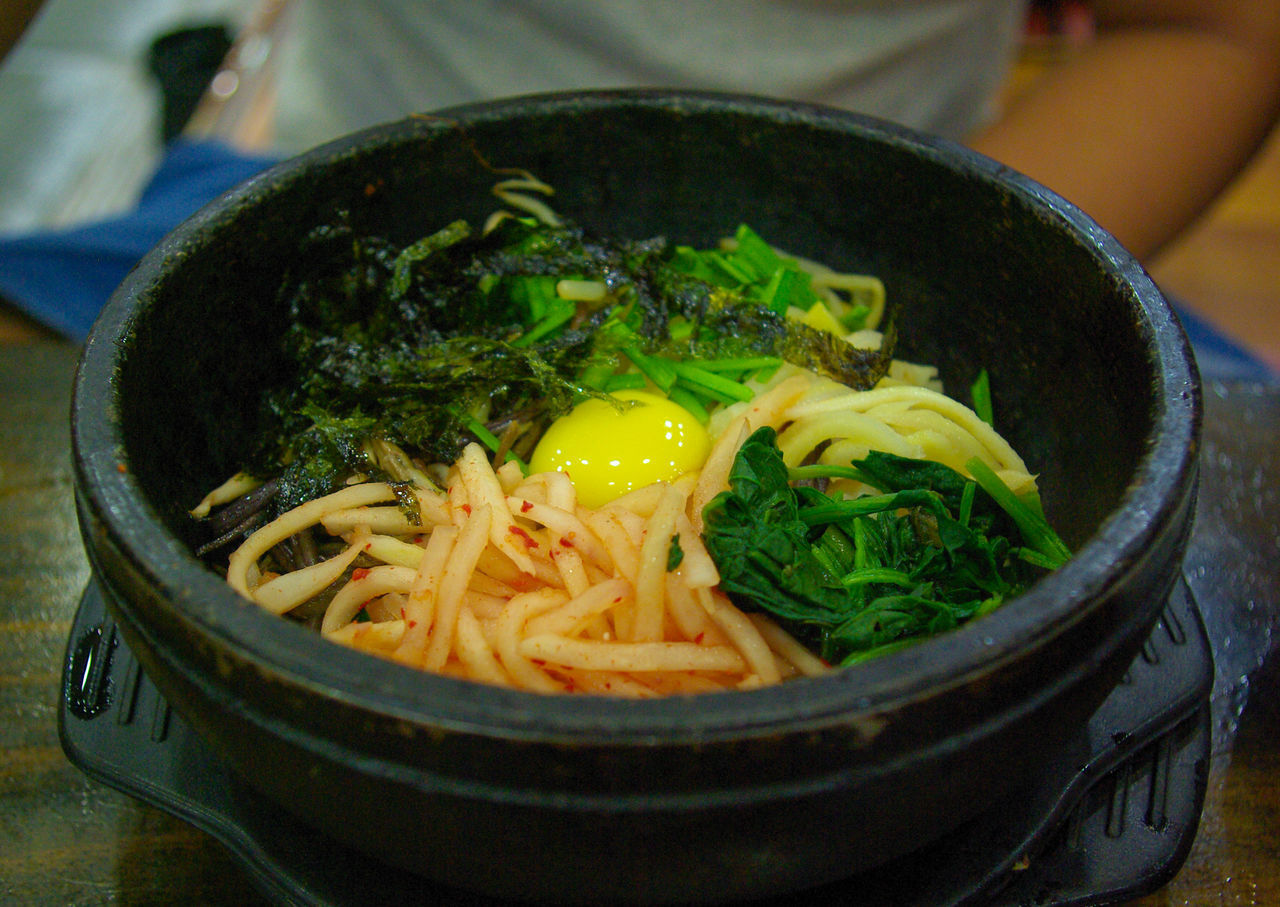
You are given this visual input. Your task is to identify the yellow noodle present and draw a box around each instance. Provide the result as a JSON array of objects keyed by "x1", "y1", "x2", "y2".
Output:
[
  {"x1": 459, "y1": 443, "x2": 537, "y2": 575},
  {"x1": 519, "y1": 635, "x2": 748, "y2": 674},
  {"x1": 455, "y1": 605, "x2": 512, "y2": 687},
  {"x1": 423, "y1": 504, "x2": 493, "y2": 671},
  {"x1": 506, "y1": 495, "x2": 611, "y2": 566},
  {"x1": 226, "y1": 483, "x2": 397, "y2": 598},
  {"x1": 252, "y1": 526, "x2": 372, "y2": 616},
  {"x1": 747, "y1": 613, "x2": 831, "y2": 678},
  {"x1": 664, "y1": 572, "x2": 729, "y2": 646},
  {"x1": 549, "y1": 541, "x2": 592, "y2": 599},
  {"x1": 631, "y1": 484, "x2": 684, "y2": 642},
  {"x1": 496, "y1": 588, "x2": 572, "y2": 693},
  {"x1": 327, "y1": 618, "x2": 407, "y2": 655},
  {"x1": 321, "y1": 564, "x2": 417, "y2": 633},
  {"x1": 523, "y1": 577, "x2": 632, "y2": 638},
  {"x1": 693, "y1": 586, "x2": 780, "y2": 685},
  {"x1": 190, "y1": 471, "x2": 261, "y2": 518},
  {"x1": 394, "y1": 524, "x2": 458, "y2": 665}
]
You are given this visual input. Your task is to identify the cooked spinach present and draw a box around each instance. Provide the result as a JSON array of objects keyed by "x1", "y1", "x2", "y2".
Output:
[{"x1": 701, "y1": 427, "x2": 1070, "y2": 665}]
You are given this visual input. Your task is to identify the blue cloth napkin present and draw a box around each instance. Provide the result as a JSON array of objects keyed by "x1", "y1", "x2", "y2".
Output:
[
  {"x1": 1173, "y1": 303, "x2": 1277, "y2": 383},
  {"x1": 0, "y1": 137, "x2": 1273, "y2": 383},
  {"x1": 0, "y1": 139, "x2": 277, "y2": 341}
]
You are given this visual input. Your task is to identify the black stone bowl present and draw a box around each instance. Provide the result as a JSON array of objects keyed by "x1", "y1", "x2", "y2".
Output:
[{"x1": 71, "y1": 91, "x2": 1200, "y2": 905}]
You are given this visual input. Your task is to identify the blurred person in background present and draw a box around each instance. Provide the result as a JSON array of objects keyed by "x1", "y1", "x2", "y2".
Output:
[
  {"x1": 261, "y1": 0, "x2": 1280, "y2": 262},
  {"x1": 1, "y1": 0, "x2": 1277, "y2": 343}
]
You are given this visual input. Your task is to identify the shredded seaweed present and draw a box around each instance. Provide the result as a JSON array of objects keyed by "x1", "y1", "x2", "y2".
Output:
[{"x1": 231, "y1": 214, "x2": 893, "y2": 516}]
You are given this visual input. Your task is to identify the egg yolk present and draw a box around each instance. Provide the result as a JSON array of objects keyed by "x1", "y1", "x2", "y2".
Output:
[{"x1": 529, "y1": 390, "x2": 711, "y2": 509}]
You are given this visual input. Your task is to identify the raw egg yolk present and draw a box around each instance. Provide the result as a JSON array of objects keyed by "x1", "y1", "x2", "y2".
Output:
[{"x1": 529, "y1": 390, "x2": 710, "y2": 509}]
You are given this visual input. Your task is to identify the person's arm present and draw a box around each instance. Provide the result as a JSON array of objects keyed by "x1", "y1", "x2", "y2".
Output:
[{"x1": 969, "y1": 0, "x2": 1280, "y2": 261}]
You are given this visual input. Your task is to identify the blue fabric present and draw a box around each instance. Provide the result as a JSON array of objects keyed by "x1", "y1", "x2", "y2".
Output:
[
  {"x1": 0, "y1": 139, "x2": 277, "y2": 341},
  {"x1": 1172, "y1": 301, "x2": 1277, "y2": 383},
  {"x1": 0, "y1": 137, "x2": 1274, "y2": 385}
]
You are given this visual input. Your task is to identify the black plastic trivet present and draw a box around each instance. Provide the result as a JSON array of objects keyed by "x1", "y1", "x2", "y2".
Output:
[{"x1": 59, "y1": 577, "x2": 1212, "y2": 907}]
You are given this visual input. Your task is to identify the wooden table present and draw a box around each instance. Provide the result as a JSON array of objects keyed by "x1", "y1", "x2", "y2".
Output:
[{"x1": 0, "y1": 330, "x2": 1277, "y2": 904}]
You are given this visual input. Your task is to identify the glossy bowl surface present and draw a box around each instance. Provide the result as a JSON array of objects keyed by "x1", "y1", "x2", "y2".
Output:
[{"x1": 72, "y1": 90, "x2": 1200, "y2": 904}]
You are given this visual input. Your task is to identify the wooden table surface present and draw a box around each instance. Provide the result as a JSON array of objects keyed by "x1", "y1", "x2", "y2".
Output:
[{"x1": 2, "y1": 81, "x2": 1279, "y2": 907}]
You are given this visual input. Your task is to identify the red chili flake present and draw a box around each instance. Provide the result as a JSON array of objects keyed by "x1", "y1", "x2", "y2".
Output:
[
  {"x1": 559, "y1": 537, "x2": 575, "y2": 549},
  {"x1": 408, "y1": 620, "x2": 418, "y2": 628},
  {"x1": 520, "y1": 500, "x2": 534, "y2": 513},
  {"x1": 400, "y1": 607, "x2": 407, "y2": 620},
  {"x1": 531, "y1": 658, "x2": 546, "y2": 667},
  {"x1": 363, "y1": 542, "x2": 373, "y2": 551},
  {"x1": 694, "y1": 632, "x2": 705, "y2": 644},
  {"x1": 352, "y1": 567, "x2": 371, "y2": 581},
  {"x1": 613, "y1": 596, "x2": 623, "y2": 604},
  {"x1": 509, "y1": 525, "x2": 539, "y2": 548},
  {"x1": 461, "y1": 503, "x2": 472, "y2": 515},
  {"x1": 412, "y1": 534, "x2": 424, "y2": 544}
]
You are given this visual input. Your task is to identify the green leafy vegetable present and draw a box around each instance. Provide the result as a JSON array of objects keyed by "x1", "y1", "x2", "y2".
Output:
[
  {"x1": 700, "y1": 427, "x2": 1070, "y2": 664},
  {"x1": 667, "y1": 534, "x2": 685, "y2": 572}
]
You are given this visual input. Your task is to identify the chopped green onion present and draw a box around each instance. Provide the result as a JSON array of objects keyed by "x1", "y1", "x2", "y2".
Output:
[
  {"x1": 1015, "y1": 547, "x2": 1064, "y2": 570},
  {"x1": 602, "y1": 372, "x2": 648, "y2": 392},
  {"x1": 708, "y1": 250, "x2": 757, "y2": 285},
  {"x1": 689, "y1": 356, "x2": 784, "y2": 373},
  {"x1": 840, "y1": 303, "x2": 871, "y2": 332},
  {"x1": 454, "y1": 408, "x2": 527, "y2": 470},
  {"x1": 578, "y1": 361, "x2": 617, "y2": 391},
  {"x1": 732, "y1": 224, "x2": 785, "y2": 276},
  {"x1": 512, "y1": 296, "x2": 575, "y2": 347},
  {"x1": 971, "y1": 369, "x2": 994, "y2": 426},
  {"x1": 964, "y1": 457, "x2": 1071, "y2": 567},
  {"x1": 757, "y1": 264, "x2": 821, "y2": 315},
  {"x1": 623, "y1": 348, "x2": 678, "y2": 393},
  {"x1": 507, "y1": 274, "x2": 560, "y2": 322},
  {"x1": 669, "y1": 246, "x2": 728, "y2": 284},
  {"x1": 670, "y1": 361, "x2": 755, "y2": 402},
  {"x1": 667, "y1": 386, "x2": 710, "y2": 423},
  {"x1": 959, "y1": 480, "x2": 976, "y2": 527}
]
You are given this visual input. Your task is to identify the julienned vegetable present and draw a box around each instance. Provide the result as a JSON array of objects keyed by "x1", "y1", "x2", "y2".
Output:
[{"x1": 702, "y1": 427, "x2": 1070, "y2": 665}]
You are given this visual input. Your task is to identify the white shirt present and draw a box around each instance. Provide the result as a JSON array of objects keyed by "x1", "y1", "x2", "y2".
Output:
[{"x1": 271, "y1": 0, "x2": 1028, "y2": 154}]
